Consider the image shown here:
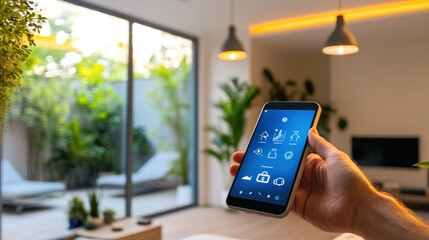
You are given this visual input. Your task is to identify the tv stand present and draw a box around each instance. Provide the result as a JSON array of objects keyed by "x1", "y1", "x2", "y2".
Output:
[
  {"x1": 390, "y1": 191, "x2": 429, "y2": 210},
  {"x1": 399, "y1": 188, "x2": 426, "y2": 196}
]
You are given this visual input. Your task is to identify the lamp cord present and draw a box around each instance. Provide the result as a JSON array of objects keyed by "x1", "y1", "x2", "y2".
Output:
[
  {"x1": 338, "y1": 0, "x2": 342, "y2": 14},
  {"x1": 230, "y1": 0, "x2": 234, "y2": 25}
]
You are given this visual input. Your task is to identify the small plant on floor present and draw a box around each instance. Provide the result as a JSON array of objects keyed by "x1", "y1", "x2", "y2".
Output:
[
  {"x1": 68, "y1": 196, "x2": 88, "y2": 229},
  {"x1": 103, "y1": 208, "x2": 116, "y2": 224}
]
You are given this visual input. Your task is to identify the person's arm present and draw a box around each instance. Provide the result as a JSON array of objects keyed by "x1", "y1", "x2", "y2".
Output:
[{"x1": 355, "y1": 190, "x2": 429, "y2": 240}]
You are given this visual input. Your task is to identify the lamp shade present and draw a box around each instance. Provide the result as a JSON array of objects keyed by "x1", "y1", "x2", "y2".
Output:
[
  {"x1": 218, "y1": 25, "x2": 247, "y2": 61},
  {"x1": 323, "y1": 15, "x2": 359, "y2": 56}
]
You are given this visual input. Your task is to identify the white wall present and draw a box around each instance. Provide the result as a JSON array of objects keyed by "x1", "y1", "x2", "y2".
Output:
[
  {"x1": 329, "y1": 36, "x2": 429, "y2": 190},
  {"x1": 202, "y1": 32, "x2": 251, "y2": 206},
  {"x1": 249, "y1": 38, "x2": 331, "y2": 137}
]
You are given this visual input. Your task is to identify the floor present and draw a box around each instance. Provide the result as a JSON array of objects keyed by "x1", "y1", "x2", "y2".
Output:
[
  {"x1": 1, "y1": 187, "x2": 189, "y2": 240},
  {"x1": 3, "y1": 191, "x2": 429, "y2": 240}
]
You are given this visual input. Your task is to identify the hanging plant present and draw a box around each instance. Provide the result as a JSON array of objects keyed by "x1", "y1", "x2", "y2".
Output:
[{"x1": 0, "y1": 0, "x2": 46, "y2": 139}]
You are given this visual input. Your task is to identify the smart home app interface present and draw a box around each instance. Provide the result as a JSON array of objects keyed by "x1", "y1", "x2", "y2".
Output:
[{"x1": 230, "y1": 108, "x2": 316, "y2": 206}]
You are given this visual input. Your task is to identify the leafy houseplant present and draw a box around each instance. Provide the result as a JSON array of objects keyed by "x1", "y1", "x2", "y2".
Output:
[
  {"x1": 0, "y1": 0, "x2": 45, "y2": 138},
  {"x1": 262, "y1": 67, "x2": 347, "y2": 138},
  {"x1": 68, "y1": 196, "x2": 88, "y2": 229},
  {"x1": 204, "y1": 78, "x2": 260, "y2": 189}
]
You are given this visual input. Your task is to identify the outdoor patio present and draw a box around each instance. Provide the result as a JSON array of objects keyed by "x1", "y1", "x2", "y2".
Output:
[{"x1": 2, "y1": 187, "x2": 188, "y2": 240}]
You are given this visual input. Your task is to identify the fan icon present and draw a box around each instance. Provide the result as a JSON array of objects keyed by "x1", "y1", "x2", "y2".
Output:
[{"x1": 284, "y1": 151, "x2": 293, "y2": 160}]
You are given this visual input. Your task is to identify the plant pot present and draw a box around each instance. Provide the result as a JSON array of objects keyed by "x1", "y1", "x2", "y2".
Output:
[
  {"x1": 176, "y1": 185, "x2": 192, "y2": 205},
  {"x1": 104, "y1": 215, "x2": 115, "y2": 224},
  {"x1": 91, "y1": 217, "x2": 103, "y2": 227},
  {"x1": 68, "y1": 218, "x2": 84, "y2": 229}
]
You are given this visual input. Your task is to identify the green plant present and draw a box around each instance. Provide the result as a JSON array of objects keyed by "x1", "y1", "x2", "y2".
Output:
[
  {"x1": 83, "y1": 219, "x2": 97, "y2": 230},
  {"x1": 88, "y1": 189, "x2": 101, "y2": 218},
  {"x1": 102, "y1": 208, "x2": 116, "y2": 224},
  {"x1": 204, "y1": 78, "x2": 260, "y2": 189},
  {"x1": 413, "y1": 162, "x2": 429, "y2": 168},
  {"x1": 262, "y1": 67, "x2": 347, "y2": 138},
  {"x1": 68, "y1": 196, "x2": 88, "y2": 228},
  {"x1": 147, "y1": 55, "x2": 191, "y2": 185},
  {"x1": 0, "y1": 0, "x2": 45, "y2": 138}
]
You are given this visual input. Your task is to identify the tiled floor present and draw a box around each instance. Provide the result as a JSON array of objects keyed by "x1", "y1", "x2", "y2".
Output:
[{"x1": 2, "y1": 187, "x2": 190, "y2": 240}]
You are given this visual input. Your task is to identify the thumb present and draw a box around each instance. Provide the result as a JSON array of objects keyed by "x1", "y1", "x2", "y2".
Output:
[{"x1": 308, "y1": 128, "x2": 341, "y2": 161}]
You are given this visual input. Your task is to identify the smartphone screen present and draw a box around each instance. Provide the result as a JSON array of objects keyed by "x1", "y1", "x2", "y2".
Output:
[{"x1": 226, "y1": 101, "x2": 320, "y2": 217}]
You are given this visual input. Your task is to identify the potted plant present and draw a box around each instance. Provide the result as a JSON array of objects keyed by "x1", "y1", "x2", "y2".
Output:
[
  {"x1": 0, "y1": 0, "x2": 45, "y2": 140},
  {"x1": 84, "y1": 219, "x2": 97, "y2": 230},
  {"x1": 102, "y1": 208, "x2": 116, "y2": 224},
  {"x1": 204, "y1": 77, "x2": 259, "y2": 206},
  {"x1": 87, "y1": 189, "x2": 103, "y2": 226},
  {"x1": 262, "y1": 67, "x2": 348, "y2": 138},
  {"x1": 68, "y1": 196, "x2": 87, "y2": 229}
]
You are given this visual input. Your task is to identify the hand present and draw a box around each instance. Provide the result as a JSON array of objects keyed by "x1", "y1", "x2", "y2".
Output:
[{"x1": 230, "y1": 128, "x2": 377, "y2": 233}]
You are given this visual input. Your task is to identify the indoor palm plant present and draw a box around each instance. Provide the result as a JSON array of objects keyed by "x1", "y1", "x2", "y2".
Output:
[
  {"x1": 0, "y1": 0, "x2": 45, "y2": 139},
  {"x1": 204, "y1": 78, "x2": 260, "y2": 192}
]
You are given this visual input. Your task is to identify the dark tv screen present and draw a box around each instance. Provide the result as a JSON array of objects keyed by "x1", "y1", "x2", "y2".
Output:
[{"x1": 352, "y1": 137, "x2": 419, "y2": 168}]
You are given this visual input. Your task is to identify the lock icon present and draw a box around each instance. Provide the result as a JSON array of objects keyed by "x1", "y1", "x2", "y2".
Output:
[{"x1": 256, "y1": 171, "x2": 270, "y2": 184}]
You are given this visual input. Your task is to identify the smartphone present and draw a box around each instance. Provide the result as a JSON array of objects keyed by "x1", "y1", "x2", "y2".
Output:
[{"x1": 226, "y1": 101, "x2": 321, "y2": 217}]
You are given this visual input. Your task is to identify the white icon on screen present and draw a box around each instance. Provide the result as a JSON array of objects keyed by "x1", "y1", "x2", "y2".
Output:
[
  {"x1": 273, "y1": 129, "x2": 286, "y2": 143},
  {"x1": 273, "y1": 177, "x2": 285, "y2": 186},
  {"x1": 275, "y1": 196, "x2": 280, "y2": 200},
  {"x1": 282, "y1": 117, "x2": 288, "y2": 122},
  {"x1": 267, "y1": 148, "x2": 277, "y2": 159},
  {"x1": 256, "y1": 171, "x2": 270, "y2": 183},
  {"x1": 284, "y1": 151, "x2": 293, "y2": 160},
  {"x1": 290, "y1": 131, "x2": 301, "y2": 142},
  {"x1": 253, "y1": 148, "x2": 263, "y2": 156},
  {"x1": 259, "y1": 131, "x2": 269, "y2": 143},
  {"x1": 242, "y1": 176, "x2": 252, "y2": 181}
]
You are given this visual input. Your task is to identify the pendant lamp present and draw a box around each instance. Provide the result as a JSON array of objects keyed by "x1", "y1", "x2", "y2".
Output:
[
  {"x1": 218, "y1": 0, "x2": 247, "y2": 61},
  {"x1": 323, "y1": 0, "x2": 359, "y2": 56}
]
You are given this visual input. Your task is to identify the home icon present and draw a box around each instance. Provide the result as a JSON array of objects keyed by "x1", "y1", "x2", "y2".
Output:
[{"x1": 259, "y1": 131, "x2": 269, "y2": 142}]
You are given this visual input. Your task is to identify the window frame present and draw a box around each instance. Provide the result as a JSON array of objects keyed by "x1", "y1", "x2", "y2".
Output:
[{"x1": 59, "y1": 0, "x2": 199, "y2": 217}]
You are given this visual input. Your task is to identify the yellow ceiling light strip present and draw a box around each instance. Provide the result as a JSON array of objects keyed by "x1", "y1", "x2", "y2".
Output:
[{"x1": 250, "y1": 1, "x2": 429, "y2": 35}]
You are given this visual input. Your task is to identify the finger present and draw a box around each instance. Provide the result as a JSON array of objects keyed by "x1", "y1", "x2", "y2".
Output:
[
  {"x1": 232, "y1": 151, "x2": 245, "y2": 163},
  {"x1": 229, "y1": 163, "x2": 240, "y2": 176},
  {"x1": 308, "y1": 128, "x2": 341, "y2": 161}
]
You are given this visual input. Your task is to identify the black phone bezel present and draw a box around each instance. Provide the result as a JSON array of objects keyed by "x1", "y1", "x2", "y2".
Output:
[{"x1": 226, "y1": 101, "x2": 320, "y2": 216}]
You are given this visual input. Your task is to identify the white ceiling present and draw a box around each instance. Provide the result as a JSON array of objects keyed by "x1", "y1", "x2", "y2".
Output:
[{"x1": 78, "y1": 0, "x2": 429, "y2": 54}]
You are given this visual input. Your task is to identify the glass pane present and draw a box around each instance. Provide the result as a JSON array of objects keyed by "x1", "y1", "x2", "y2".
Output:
[
  {"x1": 131, "y1": 23, "x2": 195, "y2": 216},
  {"x1": 2, "y1": 0, "x2": 128, "y2": 239}
]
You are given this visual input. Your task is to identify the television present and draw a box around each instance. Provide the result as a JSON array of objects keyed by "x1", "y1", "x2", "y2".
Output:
[{"x1": 352, "y1": 137, "x2": 419, "y2": 168}]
